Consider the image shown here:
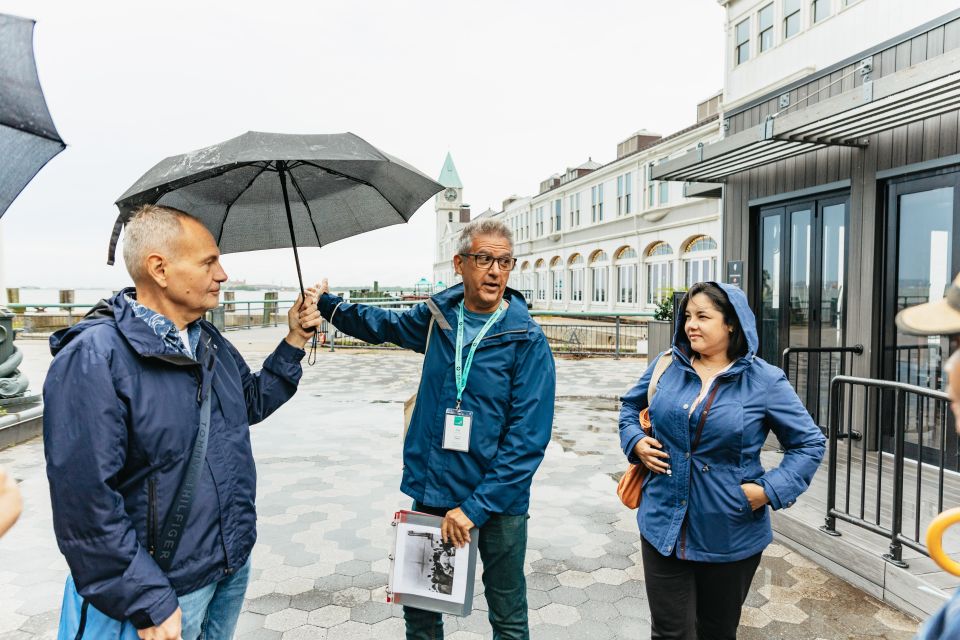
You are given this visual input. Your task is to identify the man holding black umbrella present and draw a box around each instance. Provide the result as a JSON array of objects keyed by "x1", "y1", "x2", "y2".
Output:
[{"x1": 44, "y1": 204, "x2": 322, "y2": 640}]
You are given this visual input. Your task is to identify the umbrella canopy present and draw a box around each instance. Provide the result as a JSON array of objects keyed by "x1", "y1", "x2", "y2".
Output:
[
  {"x1": 0, "y1": 13, "x2": 65, "y2": 219},
  {"x1": 110, "y1": 131, "x2": 443, "y2": 296}
]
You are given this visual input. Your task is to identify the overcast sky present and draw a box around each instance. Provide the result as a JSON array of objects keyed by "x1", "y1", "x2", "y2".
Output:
[{"x1": 0, "y1": 0, "x2": 724, "y2": 290}]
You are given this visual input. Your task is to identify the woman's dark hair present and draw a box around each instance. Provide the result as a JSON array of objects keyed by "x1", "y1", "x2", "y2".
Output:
[{"x1": 680, "y1": 282, "x2": 749, "y2": 361}]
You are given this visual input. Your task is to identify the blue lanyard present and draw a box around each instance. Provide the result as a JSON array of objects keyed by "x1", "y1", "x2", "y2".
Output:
[{"x1": 455, "y1": 300, "x2": 505, "y2": 410}]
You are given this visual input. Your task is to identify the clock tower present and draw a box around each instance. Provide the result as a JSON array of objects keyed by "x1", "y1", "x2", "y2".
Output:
[{"x1": 433, "y1": 152, "x2": 468, "y2": 288}]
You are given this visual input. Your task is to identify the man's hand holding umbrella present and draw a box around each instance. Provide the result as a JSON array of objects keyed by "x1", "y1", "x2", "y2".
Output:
[{"x1": 284, "y1": 283, "x2": 324, "y2": 350}]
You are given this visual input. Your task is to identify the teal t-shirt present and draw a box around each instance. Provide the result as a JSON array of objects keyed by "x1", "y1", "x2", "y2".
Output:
[{"x1": 462, "y1": 307, "x2": 495, "y2": 345}]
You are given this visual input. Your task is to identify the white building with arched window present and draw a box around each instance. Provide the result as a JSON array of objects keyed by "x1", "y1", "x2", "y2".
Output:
[{"x1": 451, "y1": 96, "x2": 723, "y2": 313}]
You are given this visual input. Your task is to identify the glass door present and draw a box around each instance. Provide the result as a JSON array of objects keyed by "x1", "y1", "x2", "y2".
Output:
[
  {"x1": 881, "y1": 171, "x2": 960, "y2": 467},
  {"x1": 758, "y1": 195, "x2": 849, "y2": 427}
]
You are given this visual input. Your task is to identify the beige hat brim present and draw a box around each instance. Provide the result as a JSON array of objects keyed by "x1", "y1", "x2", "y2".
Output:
[{"x1": 895, "y1": 298, "x2": 960, "y2": 336}]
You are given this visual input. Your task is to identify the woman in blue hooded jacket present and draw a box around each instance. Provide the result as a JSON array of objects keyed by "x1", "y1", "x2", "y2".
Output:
[{"x1": 619, "y1": 281, "x2": 825, "y2": 639}]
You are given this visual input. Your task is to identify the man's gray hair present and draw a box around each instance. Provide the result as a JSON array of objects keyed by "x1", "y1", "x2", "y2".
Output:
[
  {"x1": 122, "y1": 204, "x2": 196, "y2": 282},
  {"x1": 455, "y1": 218, "x2": 514, "y2": 256}
]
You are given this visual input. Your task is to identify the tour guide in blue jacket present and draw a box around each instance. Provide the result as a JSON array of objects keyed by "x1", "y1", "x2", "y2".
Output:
[
  {"x1": 619, "y1": 281, "x2": 825, "y2": 638},
  {"x1": 318, "y1": 219, "x2": 555, "y2": 639},
  {"x1": 43, "y1": 206, "x2": 321, "y2": 640}
]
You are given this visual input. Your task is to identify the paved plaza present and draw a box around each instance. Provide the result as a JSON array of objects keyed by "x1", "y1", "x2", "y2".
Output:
[{"x1": 0, "y1": 328, "x2": 925, "y2": 638}]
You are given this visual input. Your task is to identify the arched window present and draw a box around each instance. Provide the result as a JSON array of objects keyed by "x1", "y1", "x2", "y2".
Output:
[
  {"x1": 615, "y1": 246, "x2": 638, "y2": 304},
  {"x1": 568, "y1": 253, "x2": 585, "y2": 302},
  {"x1": 535, "y1": 259, "x2": 547, "y2": 302},
  {"x1": 590, "y1": 250, "x2": 609, "y2": 303},
  {"x1": 519, "y1": 261, "x2": 532, "y2": 300},
  {"x1": 645, "y1": 241, "x2": 674, "y2": 305},
  {"x1": 683, "y1": 235, "x2": 718, "y2": 287},
  {"x1": 550, "y1": 256, "x2": 564, "y2": 302}
]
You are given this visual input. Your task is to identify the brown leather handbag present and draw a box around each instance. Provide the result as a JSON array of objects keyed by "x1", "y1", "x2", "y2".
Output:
[{"x1": 617, "y1": 352, "x2": 673, "y2": 509}]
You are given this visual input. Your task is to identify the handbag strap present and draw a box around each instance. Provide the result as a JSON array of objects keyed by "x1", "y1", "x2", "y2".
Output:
[
  {"x1": 154, "y1": 337, "x2": 217, "y2": 572},
  {"x1": 691, "y1": 380, "x2": 723, "y2": 453},
  {"x1": 646, "y1": 351, "x2": 673, "y2": 406}
]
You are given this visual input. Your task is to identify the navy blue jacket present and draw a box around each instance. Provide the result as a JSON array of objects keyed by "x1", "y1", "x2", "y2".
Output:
[
  {"x1": 43, "y1": 290, "x2": 304, "y2": 627},
  {"x1": 319, "y1": 285, "x2": 555, "y2": 527},
  {"x1": 619, "y1": 282, "x2": 825, "y2": 562}
]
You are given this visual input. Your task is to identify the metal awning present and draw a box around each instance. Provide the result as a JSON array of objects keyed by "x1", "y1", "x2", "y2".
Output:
[{"x1": 654, "y1": 47, "x2": 960, "y2": 182}]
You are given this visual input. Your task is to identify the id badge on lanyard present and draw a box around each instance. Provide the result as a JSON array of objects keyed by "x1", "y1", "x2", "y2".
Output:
[
  {"x1": 443, "y1": 408, "x2": 473, "y2": 452},
  {"x1": 445, "y1": 299, "x2": 505, "y2": 453}
]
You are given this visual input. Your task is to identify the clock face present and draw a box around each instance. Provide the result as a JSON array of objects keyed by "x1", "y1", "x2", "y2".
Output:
[{"x1": 444, "y1": 188, "x2": 458, "y2": 202}]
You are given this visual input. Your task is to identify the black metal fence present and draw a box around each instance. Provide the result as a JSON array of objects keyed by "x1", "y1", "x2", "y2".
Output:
[
  {"x1": 820, "y1": 375, "x2": 952, "y2": 567},
  {"x1": 325, "y1": 316, "x2": 650, "y2": 357},
  {"x1": 11, "y1": 297, "x2": 656, "y2": 358},
  {"x1": 781, "y1": 345, "x2": 864, "y2": 435}
]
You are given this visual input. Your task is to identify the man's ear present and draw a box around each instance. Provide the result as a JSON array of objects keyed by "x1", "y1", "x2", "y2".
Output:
[
  {"x1": 453, "y1": 254, "x2": 463, "y2": 276},
  {"x1": 145, "y1": 253, "x2": 167, "y2": 288}
]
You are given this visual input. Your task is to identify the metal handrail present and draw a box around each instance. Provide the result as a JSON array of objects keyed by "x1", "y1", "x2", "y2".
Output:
[
  {"x1": 781, "y1": 344, "x2": 864, "y2": 437},
  {"x1": 820, "y1": 374, "x2": 950, "y2": 568}
]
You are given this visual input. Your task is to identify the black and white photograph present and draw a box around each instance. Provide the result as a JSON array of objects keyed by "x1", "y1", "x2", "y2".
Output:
[{"x1": 392, "y1": 522, "x2": 471, "y2": 604}]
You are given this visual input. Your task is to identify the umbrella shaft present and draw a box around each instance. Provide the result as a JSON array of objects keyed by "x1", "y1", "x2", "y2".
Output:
[{"x1": 277, "y1": 161, "x2": 306, "y2": 303}]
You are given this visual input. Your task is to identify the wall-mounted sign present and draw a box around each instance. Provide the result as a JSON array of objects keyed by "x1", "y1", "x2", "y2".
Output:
[{"x1": 727, "y1": 260, "x2": 744, "y2": 289}]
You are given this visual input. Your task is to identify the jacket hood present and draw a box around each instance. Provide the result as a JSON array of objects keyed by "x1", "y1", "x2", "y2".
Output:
[
  {"x1": 672, "y1": 282, "x2": 759, "y2": 367},
  {"x1": 50, "y1": 287, "x2": 196, "y2": 363},
  {"x1": 430, "y1": 283, "x2": 532, "y2": 333}
]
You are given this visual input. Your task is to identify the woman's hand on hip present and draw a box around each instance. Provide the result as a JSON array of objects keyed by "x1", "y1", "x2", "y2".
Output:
[
  {"x1": 633, "y1": 437, "x2": 671, "y2": 475},
  {"x1": 740, "y1": 483, "x2": 770, "y2": 510}
]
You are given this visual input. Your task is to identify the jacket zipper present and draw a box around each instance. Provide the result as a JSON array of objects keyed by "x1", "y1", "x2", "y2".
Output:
[{"x1": 148, "y1": 477, "x2": 158, "y2": 557}]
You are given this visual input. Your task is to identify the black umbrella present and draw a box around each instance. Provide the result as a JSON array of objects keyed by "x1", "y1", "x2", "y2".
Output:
[
  {"x1": 0, "y1": 13, "x2": 65, "y2": 219},
  {"x1": 110, "y1": 131, "x2": 444, "y2": 300}
]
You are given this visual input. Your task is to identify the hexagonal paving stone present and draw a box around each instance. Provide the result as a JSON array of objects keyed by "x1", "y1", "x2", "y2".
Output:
[
  {"x1": 260, "y1": 565, "x2": 300, "y2": 582},
  {"x1": 787, "y1": 566, "x2": 829, "y2": 585},
  {"x1": 525, "y1": 588, "x2": 551, "y2": 610},
  {"x1": 332, "y1": 586, "x2": 371, "y2": 608},
  {"x1": 565, "y1": 619, "x2": 615, "y2": 639},
  {"x1": 739, "y1": 605, "x2": 772, "y2": 628},
  {"x1": 276, "y1": 577, "x2": 315, "y2": 596},
  {"x1": 307, "y1": 605, "x2": 351, "y2": 628},
  {"x1": 324, "y1": 620, "x2": 374, "y2": 639},
  {"x1": 349, "y1": 600, "x2": 393, "y2": 624},
  {"x1": 525, "y1": 572, "x2": 560, "y2": 591},
  {"x1": 290, "y1": 590, "x2": 334, "y2": 611},
  {"x1": 874, "y1": 607, "x2": 921, "y2": 632},
  {"x1": 762, "y1": 542, "x2": 791, "y2": 558},
  {"x1": 537, "y1": 603, "x2": 581, "y2": 627},
  {"x1": 760, "y1": 601, "x2": 809, "y2": 624},
  {"x1": 530, "y1": 558, "x2": 566, "y2": 575},
  {"x1": 614, "y1": 596, "x2": 649, "y2": 619},
  {"x1": 591, "y1": 567, "x2": 628, "y2": 585},
  {"x1": 579, "y1": 599, "x2": 620, "y2": 622},
  {"x1": 584, "y1": 582, "x2": 626, "y2": 603},
  {"x1": 757, "y1": 583, "x2": 803, "y2": 605},
  {"x1": 352, "y1": 571, "x2": 387, "y2": 589},
  {"x1": 247, "y1": 593, "x2": 292, "y2": 615},
  {"x1": 314, "y1": 574, "x2": 354, "y2": 592},
  {"x1": 263, "y1": 607, "x2": 309, "y2": 632},
  {"x1": 556, "y1": 570, "x2": 595, "y2": 589},
  {"x1": 335, "y1": 560, "x2": 371, "y2": 577},
  {"x1": 548, "y1": 585, "x2": 589, "y2": 607},
  {"x1": 281, "y1": 625, "x2": 327, "y2": 639}
]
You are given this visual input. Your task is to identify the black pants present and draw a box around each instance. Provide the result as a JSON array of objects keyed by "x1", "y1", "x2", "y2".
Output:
[{"x1": 641, "y1": 536, "x2": 761, "y2": 640}]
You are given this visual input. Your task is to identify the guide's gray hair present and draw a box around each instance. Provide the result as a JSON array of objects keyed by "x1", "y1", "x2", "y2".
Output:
[
  {"x1": 122, "y1": 204, "x2": 196, "y2": 282},
  {"x1": 455, "y1": 218, "x2": 514, "y2": 255}
]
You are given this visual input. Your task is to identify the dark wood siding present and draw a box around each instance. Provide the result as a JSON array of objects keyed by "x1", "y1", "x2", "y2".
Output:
[{"x1": 722, "y1": 108, "x2": 960, "y2": 378}]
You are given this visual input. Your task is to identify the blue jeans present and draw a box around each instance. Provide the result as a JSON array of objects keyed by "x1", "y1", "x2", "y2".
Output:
[
  {"x1": 178, "y1": 560, "x2": 251, "y2": 640},
  {"x1": 404, "y1": 504, "x2": 529, "y2": 640}
]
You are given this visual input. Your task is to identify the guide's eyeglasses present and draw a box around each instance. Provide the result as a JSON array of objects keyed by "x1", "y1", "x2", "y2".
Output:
[{"x1": 459, "y1": 253, "x2": 517, "y2": 271}]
